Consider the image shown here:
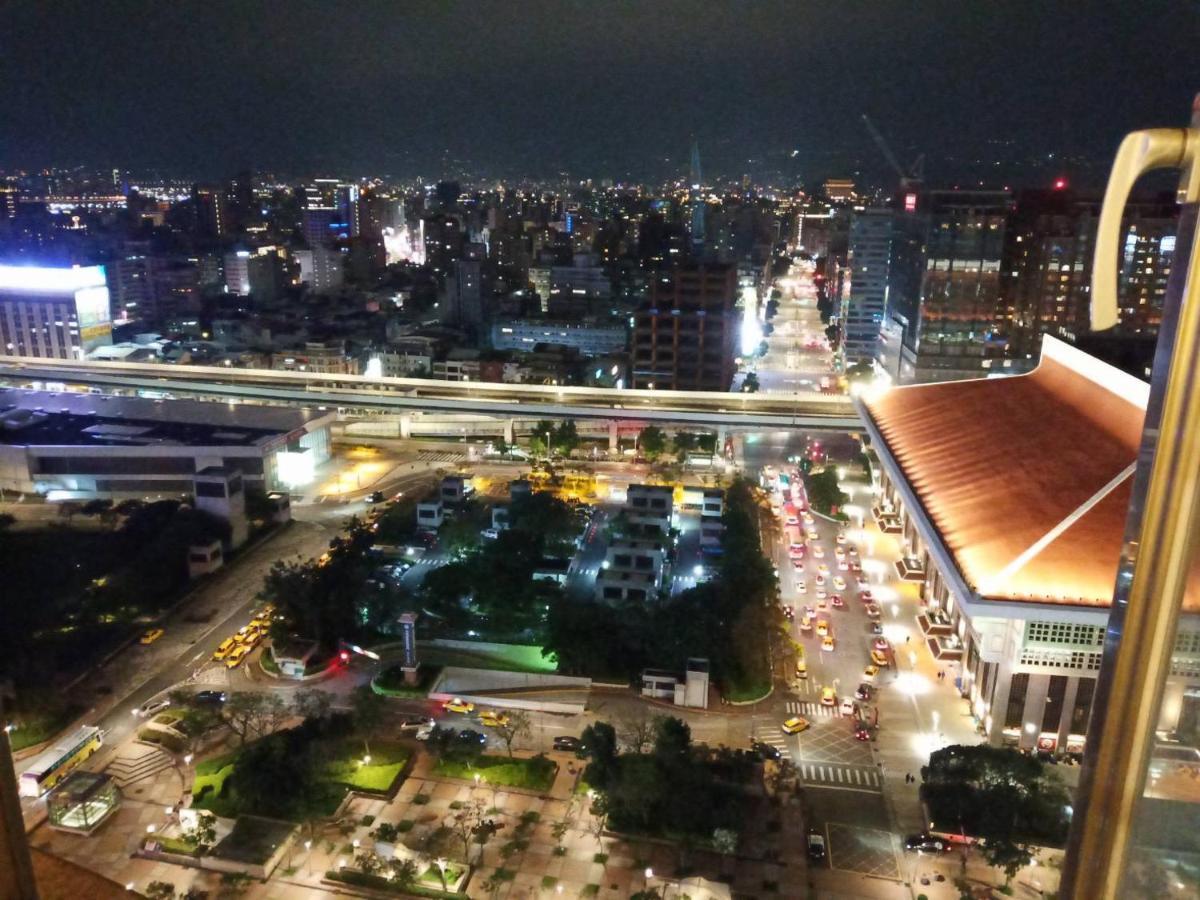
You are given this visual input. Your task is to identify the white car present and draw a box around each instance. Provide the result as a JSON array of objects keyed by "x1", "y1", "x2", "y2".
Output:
[
  {"x1": 796, "y1": 579, "x2": 808, "y2": 594},
  {"x1": 832, "y1": 576, "x2": 846, "y2": 591},
  {"x1": 135, "y1": 696, "x2": 171, "y2": 718},
  {"x1": 812, "y1": 545, "x2": 825, "y2": 559},
  {"x1": 840, "y1": 698, "x2": 857, "y2": 717}
]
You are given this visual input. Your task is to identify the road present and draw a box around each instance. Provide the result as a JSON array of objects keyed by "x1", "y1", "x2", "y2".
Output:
[
  {"x1": 0, "y1": 354, "x2": 860, "y2": 431},
  {"x1": 753, "y1": 257, "x2": 838, "y2": 395}
]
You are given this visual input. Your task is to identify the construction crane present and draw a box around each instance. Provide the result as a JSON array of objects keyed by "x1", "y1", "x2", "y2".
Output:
[{"x1": 861, "y1": 114, "x2": 924, "y2": 184}]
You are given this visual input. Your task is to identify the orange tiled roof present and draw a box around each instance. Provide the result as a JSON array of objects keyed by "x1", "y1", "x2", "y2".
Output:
[{"x1": 862, "y1": 340, "x2": 1167, "y2": 609}]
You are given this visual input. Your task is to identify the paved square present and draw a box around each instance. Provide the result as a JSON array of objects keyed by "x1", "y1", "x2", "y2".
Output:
[{"x1": 826, "y1": 822, "x2": 900, "y2": 879}]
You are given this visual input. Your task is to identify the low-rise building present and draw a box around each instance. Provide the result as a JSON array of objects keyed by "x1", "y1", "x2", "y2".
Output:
[
  {"x1": 625, "y1": 483, "x2": 674, "y2": 535},
  {"x1": 858, "y1": 335, "x2": 1200, "y2": 753},
  {"x1": 0, "y1": 388, "x2": 333, "y2": 500},
  {"x1": 491, "y1": 319, "x2": 627, "y2": 356},
  {"x1": 416, "y1": 498, "x2": 444, "y2": 530}
]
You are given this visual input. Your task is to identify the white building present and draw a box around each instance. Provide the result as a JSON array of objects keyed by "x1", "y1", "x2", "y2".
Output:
[
  {"x1": 625, "y1": 484, "x2": 674, "y2": 535},
  {"x1": 0, "y1": 388, "x2": 333, "y2": 499},
  {"x1": 0, "y1": 264, "x2": 113, "y2": 360},
  {"x1": 858, "y1": 336, "x2": 1200, "y2": 754}
]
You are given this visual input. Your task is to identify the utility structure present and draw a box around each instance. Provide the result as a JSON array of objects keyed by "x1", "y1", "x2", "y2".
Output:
[
  {"x1": 689, "y1": 139, "x2": 706, "y2": 254},
  {"x1": 860, "y1": 114, "x2": 924, "y2": 189}
]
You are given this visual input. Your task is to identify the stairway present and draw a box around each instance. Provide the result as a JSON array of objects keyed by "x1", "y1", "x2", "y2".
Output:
[{"x1": 106, "y1": 744, "x2": 174, "y2": 788}]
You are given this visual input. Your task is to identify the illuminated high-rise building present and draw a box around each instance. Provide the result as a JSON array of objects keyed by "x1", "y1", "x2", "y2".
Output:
[{"x1": 842, "y1": 207, "x2": 893, "y2": 363}]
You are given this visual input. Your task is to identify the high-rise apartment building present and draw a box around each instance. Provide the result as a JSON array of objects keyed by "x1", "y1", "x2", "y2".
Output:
[
  {"x1": 192, "y1": 184, "x2": 228, "y2": 239},
  {"x1": 889, "y1": 189, "x2": 1010, "y2": 383},
  {"x1": 632, "y1": 263, "x2": 737, "y2": 391},
  {"x1": 0, "y1": 264, "x2": 113, "y2": 359},
  {"x1": 842, "y1": 208, "x2": 893, "y2": 363}
]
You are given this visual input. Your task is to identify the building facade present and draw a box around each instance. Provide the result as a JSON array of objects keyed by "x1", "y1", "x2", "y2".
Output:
[
  {"x1": 858, "y1": 336, "x2": 1200, "y2": 753},
  {"x1": 0, "y1": 264, "x2": 112, "y2": 359},
  {"x1": 632, "y1": 263, "x2": 737, "y2": 391},
  {"x1": 842, "y1": 208, "x2": 893, "y2": 364}
]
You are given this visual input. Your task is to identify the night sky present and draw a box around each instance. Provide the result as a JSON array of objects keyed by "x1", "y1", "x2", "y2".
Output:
[{"x1": 2, "y1": 1, "x2": 1197, "y2": 185}]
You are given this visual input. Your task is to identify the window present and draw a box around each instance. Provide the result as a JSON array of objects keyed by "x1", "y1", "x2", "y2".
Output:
[{"x1": 1006, "y1": 673, "x2": 1029, "y2": 730}]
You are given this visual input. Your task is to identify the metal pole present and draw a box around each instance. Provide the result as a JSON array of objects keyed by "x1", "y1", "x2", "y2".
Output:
[
  {"x1": 0, "y1": 698, "x2": 40, "y2": 900},
  {"x1": 1061, "y1": 109, "x2": 1200, "y2": 898}
]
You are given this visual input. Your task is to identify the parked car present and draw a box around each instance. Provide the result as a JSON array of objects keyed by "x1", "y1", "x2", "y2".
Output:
[
  {"x1": 807, "y1": 832, "x2": 827, "y2": 862},
  {"x1": 193, "y1": 690, "x2": 227, "y2": 707},
  {"x1": 457, "y1": 729, "x2": 487, "y2": 745},
  {"x1": 553, "y1": 735, "x2": 582, "y2": 752}
]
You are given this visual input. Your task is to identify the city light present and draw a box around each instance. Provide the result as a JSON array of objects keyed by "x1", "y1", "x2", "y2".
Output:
[{"x1": 0, "y1": 263, "x2": 107, "y2": 293}]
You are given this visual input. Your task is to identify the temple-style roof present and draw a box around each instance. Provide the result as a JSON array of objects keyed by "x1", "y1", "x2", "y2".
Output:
[{"x1": 861, "y1": 336, "x2": 1180, "y2": 609}]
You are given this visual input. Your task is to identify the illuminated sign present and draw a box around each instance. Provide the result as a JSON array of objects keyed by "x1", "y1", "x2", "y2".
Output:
[
  {"x1": 904, "y1": 194, "x2": 917, "y2": 212},
  {"x1": 74, "y1": 286, "x2": 113, "y2": 349},
  {"x1": 0, "y1": 264, "x2": 106, "y2": 293}
]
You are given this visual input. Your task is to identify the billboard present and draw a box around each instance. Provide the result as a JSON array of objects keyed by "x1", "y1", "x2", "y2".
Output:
[{"x1": 74, "y1": 285, "x2": 113, "y2": 350}]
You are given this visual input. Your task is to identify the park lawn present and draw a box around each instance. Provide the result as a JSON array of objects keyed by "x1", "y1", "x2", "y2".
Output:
[
  {"x1": 723, "y1": 678, "x2": 772, "y2": 703},
  {"x1": 327, "y1": 741, "x2": 410, "y2": 792},
  {"x1": 433, "y1": 753, "x2": 557, "y2": 791},
  {"x1": 8, "y1": 704, "x2": 84, "y2": 752},
  {"x1": 191, "y1": 751, "x2": 241, "y2": 817},
  {"x1": 421, "y1": 643, "x2": 557, "y2": 674}
]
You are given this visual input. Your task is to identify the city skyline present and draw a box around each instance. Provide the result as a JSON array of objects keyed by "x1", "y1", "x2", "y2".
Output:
[{"x1": 2, "y1": 2, "x2": 1195, "y2": 185}]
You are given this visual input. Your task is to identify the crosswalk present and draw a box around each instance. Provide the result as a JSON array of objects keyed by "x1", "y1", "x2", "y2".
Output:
[
  {"x1": 417, "y1": 450, "x2": 467, "y2": 463},
  {"x1": 785, "y1": 699, "x2": 839, "y2": 719},
  {"x1": 796, "y1": 762, "x2": 882, "y2": 791}
]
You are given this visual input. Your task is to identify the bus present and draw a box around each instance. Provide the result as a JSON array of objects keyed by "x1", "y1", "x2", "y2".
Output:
[{"x1": 19, "y1": 725, "x2": 102, "y2": 798}]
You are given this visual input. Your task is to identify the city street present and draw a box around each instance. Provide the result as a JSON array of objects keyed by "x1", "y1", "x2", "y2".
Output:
[{"x1": 753, "y1": 258, "x2": 837, "y2": 394}]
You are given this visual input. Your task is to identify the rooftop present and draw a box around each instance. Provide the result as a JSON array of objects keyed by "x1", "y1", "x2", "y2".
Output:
[
  {"x1": 0, "y1": 389, "x2": 330, "y2": 449},
  {"x1": 862, "y1": 336, "x2": 1198, "y2": 610}
]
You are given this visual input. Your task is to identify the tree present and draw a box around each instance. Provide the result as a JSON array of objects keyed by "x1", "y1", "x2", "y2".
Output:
[
  {"x1": 846, "y1": 360, "x2": 875, "y2": 382},
  {"x1": 530, "y1": 420, "x2": 556, "y2": 457},
  {"x1": 805, "y1": 468, "x2": 848, "y2": 516},
  {"x1": 492, "y1": 709, "x2": 531, "y2": 758},
  {"x1": 492, "y1": 437, "x2": 509, "y2": 456},
  {"x1": 580, "y1": 722, "x2": 619, "y2": 789},
  {"x1": 553, "y1": 420, "x2": 580, "y2": 455},
  {"x1": 351, "y1": 684, "x2": 387, "y2": 755},
  {"x1": 638, "y1": 426, "x2": 667, "y2": 460},
  {"x1": 57, "y1": 501, "x2": 81, "y2": 523},
  {"x1": 0, "y1": 513, "x2": 14, "y2": 531},
  {"x1": 741, "y1": 372, "x2": 760, "y2": 393},
  {"x1": 145, "y1": 882, "x2": 177, "y2": 900},
  {"x1": 293, "y1": 687, "x2": 333, "y2": 722},
  {"x1": 615, "y1": 710, "x2": 658, "y2": 754},
  {"x1": 222, "y1": 692, "x2": 289, "y2": 745},
  {"x1": 652, "y1": 716, "x2": 691, "y2": 762},
  {"x1": 447, "y1": 797, "x2": 488, "y2": 863},
  {"x1": 184, "y1": 811, "x2": 217, "y2": 850},
  {"x1": 388, "y1": 857, "x2": 419, "y2": 888},
  {"x1": 712, "y1": 827, "x2": 738, "y2": 877},
  {"x1": 218, "y1": 871, "x2": 253, "y2": 896},
  {"x1": 980, "y1": 838, "x2": 1033, "y2": 888}
]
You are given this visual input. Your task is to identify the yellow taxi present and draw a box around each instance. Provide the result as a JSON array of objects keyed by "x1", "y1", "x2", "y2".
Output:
[
  {"x1": 479, "y1": 710, "x2": 511, "y2": 728},
  {"x1": 236, "y1": 625, "x2": 263, "y2": 645},
  {"x1": 212, "y1": 637, "x2": 238, "y2": 661},
  {"x1": 799, "y1": 614, "x2": 813, "y2": 634},
  {"x1": 795, "y1": 656, "x2": 808, "y2": 679},
  {"x1": 225, "y1": 644, "x2": 252, "y2": 668},
  {"x1": 822, "y1": 635, "x2": 836, "y2": 652},
  {"x1": 782, "y1": 716, "x2": 810, "y2": 734},
  {"x1": 870, "y1": 649, "x2": 890, "y2": 667},
  {"x1": 139, "y1": 628, "x2": 164, "y2": 645},
  {"x1": 820, "y1": 686, "x2": 837, "y2": 707},
  {"x1": 444, "y1": 698, "x2": 475, "y2": 714},
  {"x1": 863, "y1": 664, "x2": 880, "y2": 683},
  {"x1": 816, "y1": 618, "x2": 829, "y2": 637}
]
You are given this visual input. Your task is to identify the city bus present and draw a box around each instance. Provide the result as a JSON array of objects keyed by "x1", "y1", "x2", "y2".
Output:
[{"x1": 18, "y1": 725, "x2": 102, "y2": 798}]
